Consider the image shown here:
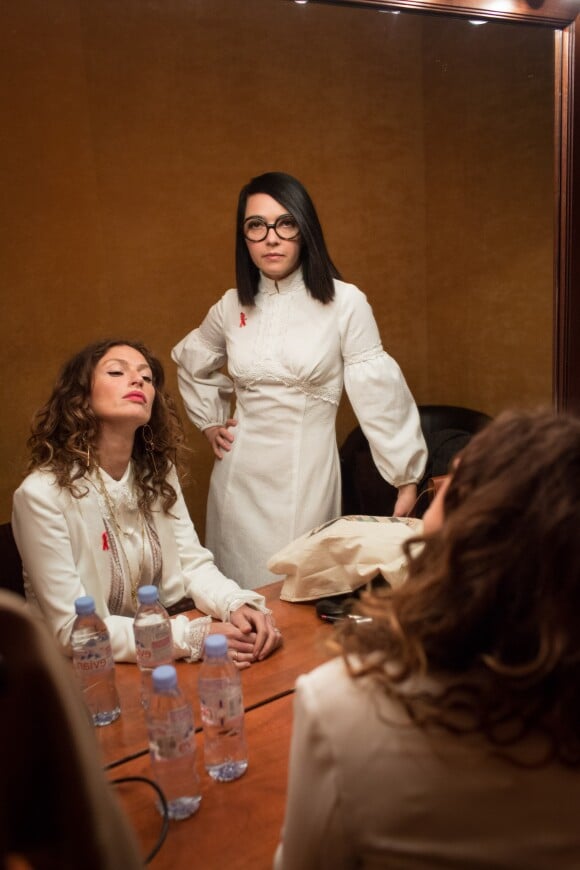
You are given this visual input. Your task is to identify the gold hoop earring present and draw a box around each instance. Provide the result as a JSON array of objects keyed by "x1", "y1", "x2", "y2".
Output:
[
  {"x1": 142, "y1": 424, "x2": 158, "y2": 474},
  {"x1": 85, "y1": 442, "x2": 91, "y2": 468}
]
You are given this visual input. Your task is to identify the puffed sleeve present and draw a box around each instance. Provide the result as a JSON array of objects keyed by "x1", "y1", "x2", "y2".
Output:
[
  {"x1": 274, "y1": 675, "x2": 353, "y2": 870},
  {"x1": 171, "y1": 292, "x2": 234, "y2": 430},
  {"x1": 338, "y1": 284, "x2": 427, "y2": 488}
]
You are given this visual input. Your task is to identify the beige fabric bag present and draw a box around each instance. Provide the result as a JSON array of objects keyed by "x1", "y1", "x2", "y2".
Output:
[{"x1": 268, "y1": 515, "x2": 423, "y2": 603}]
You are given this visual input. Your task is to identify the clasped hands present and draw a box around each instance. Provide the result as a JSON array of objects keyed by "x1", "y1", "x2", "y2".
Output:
[{"x1": 209, "y1": 604, "x2": 282, "y2": 670}]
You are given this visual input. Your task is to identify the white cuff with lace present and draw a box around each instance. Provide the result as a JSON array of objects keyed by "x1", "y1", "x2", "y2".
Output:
[{"x1": 184, "y1": 615, "x2": 212, "y2": 662}]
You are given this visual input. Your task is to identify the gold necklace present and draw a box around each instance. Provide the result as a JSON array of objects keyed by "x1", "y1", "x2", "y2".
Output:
[{"x1": 94, "y1": 466, "x2": 146, "y2": 608}]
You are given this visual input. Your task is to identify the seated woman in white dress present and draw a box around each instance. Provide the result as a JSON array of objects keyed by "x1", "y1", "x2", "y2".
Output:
[
  {"x1": 275, "y1": 409, "x2": 580, "y2": 868},
  {"x1": 172, "y1": 171, "x2": 427, "y2": 590},
  {"x1": 12, "y1": 339, "x2": 282, "y2": 666}
]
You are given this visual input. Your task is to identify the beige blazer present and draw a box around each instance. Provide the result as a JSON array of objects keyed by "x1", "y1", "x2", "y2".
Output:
[{"x1": 275, "y1": 656, "x2": 580, "y2": 869}]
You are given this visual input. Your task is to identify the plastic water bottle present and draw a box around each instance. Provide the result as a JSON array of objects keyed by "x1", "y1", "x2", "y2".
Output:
[
  {"x1": 71, "y1": 595, "x2": 121, "y2": 727},
  {"x1": 133, "y1": 585, "x2": 173, "y2": 707},
  {"x1": 198, "y1": 634, "x2": 248, "y2": 782},
  {"x1": 147, "y1": 665, "x2": 202, "y2": 820}
]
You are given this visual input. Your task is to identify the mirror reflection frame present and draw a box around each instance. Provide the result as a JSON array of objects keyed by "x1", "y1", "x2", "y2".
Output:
[{"x1": 320, "y1": 0, "x2": 580, "y2": 413}]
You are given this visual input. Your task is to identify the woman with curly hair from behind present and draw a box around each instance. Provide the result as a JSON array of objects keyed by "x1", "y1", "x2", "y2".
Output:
[{"x1": 275, "y1": 409, "x2": 580, "y2": 869}]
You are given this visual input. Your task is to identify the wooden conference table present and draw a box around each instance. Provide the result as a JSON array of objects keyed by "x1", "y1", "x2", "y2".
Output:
[{"x1": 97, "y1": 581, "x2": 334, "y2": 869}]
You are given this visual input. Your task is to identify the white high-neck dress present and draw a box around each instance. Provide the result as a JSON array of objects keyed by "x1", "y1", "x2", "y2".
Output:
[{"x1": 172, "y1": 269, "x2": 427, "y2": 590}]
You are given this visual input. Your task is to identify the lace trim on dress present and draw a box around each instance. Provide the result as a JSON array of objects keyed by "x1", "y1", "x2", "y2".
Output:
[
  {"x1": 234, "y1": 371, "x2": 341, "y2": 406},
  {"x1": 343, "y1": 343, "x2": 384, "y2": 367}
]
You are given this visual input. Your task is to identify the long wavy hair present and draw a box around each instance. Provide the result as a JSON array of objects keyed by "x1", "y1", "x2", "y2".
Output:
[
  {"x1": 338, "y1": 409, "x2": 580, "y2": 765},
  {"x1": 235, "y1": 171, "x2": 342, "y2": 306},
  {"x1": 26, "y1": 339, "x2": 187, "y2": 514}
]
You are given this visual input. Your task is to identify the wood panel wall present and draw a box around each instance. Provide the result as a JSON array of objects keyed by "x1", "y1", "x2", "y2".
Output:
[{"x1": 0, "y1": 0, "x2": 553, "y2": 536}]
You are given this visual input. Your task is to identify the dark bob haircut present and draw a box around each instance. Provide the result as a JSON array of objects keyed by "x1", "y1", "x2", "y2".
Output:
[{"x1": 235, "y1": 171, "x2": 341, "y2": 306}]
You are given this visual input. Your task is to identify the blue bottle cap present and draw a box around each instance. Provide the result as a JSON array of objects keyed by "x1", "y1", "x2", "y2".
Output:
[
  {"x1": 137, "y1": 585, "x2": 159, "y2": 605},
  {"x1": 152, "y1": 664, "x2": 177, "y2": 692},
  {"x1": 74, "y1": 595, "x2": 96, "y2": 616},
  {"x1": 204, "y1": 634, "x2": 228, "y2": 658}
]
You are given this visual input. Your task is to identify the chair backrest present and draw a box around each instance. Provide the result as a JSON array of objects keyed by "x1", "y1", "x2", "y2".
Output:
[
  {"x1": 418, "y1": 405, "x2": 492, "y2": 485},
  {"x1": 0, "y1": 522, "x2": 24, "y2": 597},
  {"x1": 339, "y1": 404, "x2": 492, "y2": 517},
  {"x1": 0, "y1": 590, "x2": 142, "y2": 869},
  {"x1": 340, "y1": 426, "x2": 399, "y2": 516},
  {"x1": 418, "y1": 404, "x2": 492, "y2": 438}
]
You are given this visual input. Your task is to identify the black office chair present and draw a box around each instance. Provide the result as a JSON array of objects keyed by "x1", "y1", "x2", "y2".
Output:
[
  {"x1": 418, "y1": 404, "x2": 492, "y2": 440},
  {"x1": 340, "y1": 404, "x2": 492, "y2": 518}
]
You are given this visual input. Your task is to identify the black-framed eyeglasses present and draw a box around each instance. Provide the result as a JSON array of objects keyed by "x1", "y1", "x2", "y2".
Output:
[{"x1": 243, "y1": 214, "x2": 300, "y2": 242}]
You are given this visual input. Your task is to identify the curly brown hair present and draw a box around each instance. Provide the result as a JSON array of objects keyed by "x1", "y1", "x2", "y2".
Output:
[
  {"x1": 338, "y1": 409, "x2": 580, "y2": 765},
  {"x1": 26, "y1": 339, "x2": 187, "y2": 514}
]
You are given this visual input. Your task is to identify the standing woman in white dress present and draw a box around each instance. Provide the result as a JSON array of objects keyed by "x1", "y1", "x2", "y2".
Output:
[
  {"x1": 12, "y1": 339, "x2": 281, "y2": 665},
  {"x1": 172, "y1": 172, "x2": 427, "y2": 591}
]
